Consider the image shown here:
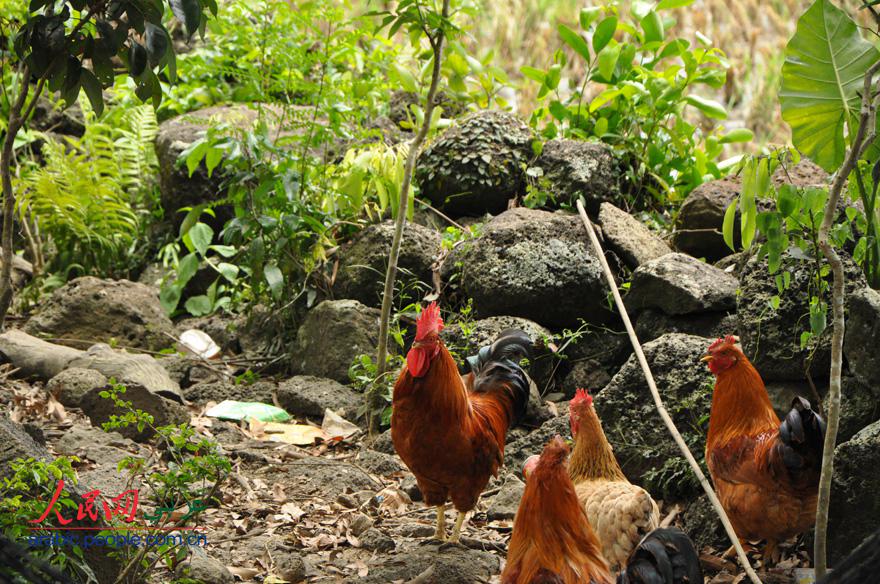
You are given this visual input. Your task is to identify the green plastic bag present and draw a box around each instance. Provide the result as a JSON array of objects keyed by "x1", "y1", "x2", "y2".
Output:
[{"x1": 205, "y1": 400, "x2": 291, "y2": 422}]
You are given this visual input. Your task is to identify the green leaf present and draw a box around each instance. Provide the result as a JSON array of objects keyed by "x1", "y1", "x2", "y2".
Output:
[
  {"x1": 79, "y1": 69, "x2": 104, "y2": 117},
  {"x1": 657, "y1": 0, "x2": 695, "y2": 8},
  {"x1": 559, "y1": 24, "x2": 590, "y2": 62},
  {"x1": 593, "y1": 16, "x2": 618, "y2": 53},
  {"x1": 520, "y1": 66, "x2": 546, "y2": 84},
  {"x1": 185, "y1": 295, "x2": 212, "y2": 317},
  {"x1": 177, "y1": 253, "x2": 199, "y2": 285},
  {"x1": 777, "y1": 184, "x2": 798, "y2": 217},
  {"x1": 720, "y1": 128, "x2": 754, "y2": 144},
  {"x1": 170, "y1": 0, "x2": 201, "y2": 38},
  {"x1": 780, "y1": 0, "x2": 880, "y2": 172},
  {"x1": 685, "y1": 95, "x2": 727, "y2": 119},
  {"x1": 217, "y1": 262, "x2": 239, "y2": 283},
  {"x1": 640, "y1": 11, "x2": 664, "y2": 43},
  {"x1": 188, "y1": 222, "x2": 213, "y2": 257},
  {"x1": 597, "y1": 43, "x2": 621, "y2": 80},
  {"x1": 545, "y1": 64, "x2": 562, "y2": 89},
  {"x1": 264, "y1": 264, "x2": 283, "y2": 300},
  {"x1": 393, "y1": 64, "x2": 418, "y2": 93},
  {"x1": 580, "y1": 7, "x2": 601, "y2": 29},
  {"x1": 722, "y1": 199, "x2": 737, "y2": 251}
]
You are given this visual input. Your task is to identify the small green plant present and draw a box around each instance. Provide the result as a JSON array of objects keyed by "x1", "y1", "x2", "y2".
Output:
[
  {"x1": 350, "y1": 352, "x2": 406, "y2": 428},
  {"x1": 524, "y1": 0, "x2": 751, "y2": 206},
  {"x1": 98, "y1": 381, "x2": 230, "y2": 584},
  {"x1": 0, "y1": 457, "x2": 96, "y2": 583}
]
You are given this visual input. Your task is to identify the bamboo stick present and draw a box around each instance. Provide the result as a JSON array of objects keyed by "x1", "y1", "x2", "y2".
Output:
[{"x1": 575, "y1": 199, "x2": 762, "y2": 584}]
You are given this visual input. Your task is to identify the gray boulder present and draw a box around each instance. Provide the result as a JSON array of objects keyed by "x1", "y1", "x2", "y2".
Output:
[
  {"x1": 183, "y1": 380, "x2": 277, "y2": 405},
  {"x1": 598, "y1": 202, "x2": 672, "y2": 269},
  {"x1": 626, "y1": 253, "x2": 738, "y2": 316},
  {"x1": 442, "y1": 208, "x2": 611, "y2": 328},
  {"x1": 416, "y1": 110, "x2": 534, "y2": 216},
  {"x1": 25, "y1": 276, "x2": 174, "y2": 351},
  {"x1": 737, "y1": 251, "x2": 865, "y2": 381},
  {"x1": 635, "y1": 309, "x2": 737, "y2": 344},
  {"x1": 47, "y1": 367, "x2": 109, "y2": 408},
  {"x1": 487, "y1": 475, "x2": 525, "y2": 520},
  {"x1": 292, "y1": 299, "x2": 382, "y2": 383},
  {"x1": 80, "y1": 383, "x2": 189, "y2": 442},
  {"x1": 31, "y1": 96, "x2": 85, "y2": 136},
  {"x1": 672, "y1": 179, "x2": 740, "y2": 261},
  {"x1": 333, "y1": 221, "x2": 440, "y2": 307},
  {"x1": 533, "y1": 139, "x2": 619, "y2": 214},
  {"x1": 844, "y1": 286, "x2": 880, "y2": 388},
  {"x1": 505, "y1": 413, "x2": 572, "y2": 473},
  {"x1": 275, "y1": 376, "x2": 362, "y2": 421},
  {"x1": 829, "y1": 420, "x2": 880, "y2": 563},
  {"x1": 595, "y1": 333, "x2": 715, "y2": 499},
  {"x1": 362, "y1": 542, "x2": 499, "y2": 584},
  {"x1": 175, "y1": 547, "x2": 234, "y2": 584}
]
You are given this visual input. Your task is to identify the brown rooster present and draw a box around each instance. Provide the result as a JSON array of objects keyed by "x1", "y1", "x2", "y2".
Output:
[
  {"x1": 703, "y1": 335, "x2": 825, "y2": 561},
  {"x1": 391, "y1": 302, "x2": 531, "y2": 542},
  {"x1": 569, "y1": 389, "x2": 660, "y2": 570},
  {"x1": 503, "y1": 436, "x2": 703, "y2": 584}
]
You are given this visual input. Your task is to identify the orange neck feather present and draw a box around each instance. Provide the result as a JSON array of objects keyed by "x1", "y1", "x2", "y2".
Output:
[
  {"x1": 707, "y1": 355, "x2": 780, "y2": 449},
  {"x1": 569, "y1": 406, "x2": 627, "y2": 482},
  {"x1": 503, "y1": 459, "x2": 611, "y2": 584}
]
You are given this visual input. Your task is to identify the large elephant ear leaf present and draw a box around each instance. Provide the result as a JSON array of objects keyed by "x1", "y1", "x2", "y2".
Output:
[{"x1": 779, "y1": 0, "x2": 879, "y2": 173}]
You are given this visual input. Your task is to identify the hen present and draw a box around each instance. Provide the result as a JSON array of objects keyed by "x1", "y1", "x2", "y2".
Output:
[
  {"x1": 703, "y1": 335, "x2": 825, "y2": 561},
  {"x1": 391, "y1": 302, "x2": 531, "y2": 542},
  {"x1": 502, "y1": 436, "x2": 702, "y2": 584},
  {"x1": 569, "y1": 389, "x2": 660, "y2": 570},
  {"x1": 502, "y1": 436, "x2": 612, "y2": 584}
]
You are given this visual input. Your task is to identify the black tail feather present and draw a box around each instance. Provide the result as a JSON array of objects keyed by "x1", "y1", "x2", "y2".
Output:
[
  {"x1": 617, "y1": 528, "x2": 702, "y2": 584},
  {"x1": 467, "y1": 329, "x2": 533, "y2": 426},
  {"x1": 778, "y1": 396, "x2": 825, "y2": 477}
]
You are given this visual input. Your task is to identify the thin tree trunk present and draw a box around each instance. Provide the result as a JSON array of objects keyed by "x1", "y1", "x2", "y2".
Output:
[
  {"x1": 0, "y1": 70, "x2": 33, "y2": 329},
  {"x1": 575, "y1": 200, "x2": 763, "y2": 584},
  {"x1": 368, "y1": 0, "x2": 451, "y2": 436},
  {"x1": 814, "y1": 60, "x2": 880, "y2": 578}
]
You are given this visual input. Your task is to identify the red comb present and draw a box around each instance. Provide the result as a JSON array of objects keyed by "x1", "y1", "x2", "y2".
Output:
[
  {"x1": 707, "y1": 335, "x2": 737, "y2": 352},
  {"x1": 415, "y1": 302, "x2": 443, "y2": 341},
  {"x1": 571, "y1": 388, "x2": 593, "y2": 407}
]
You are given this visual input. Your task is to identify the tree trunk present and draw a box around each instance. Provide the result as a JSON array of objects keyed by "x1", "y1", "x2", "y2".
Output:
[{"x1": 367, "y1": 0, "x2": 452, "y2": 436}]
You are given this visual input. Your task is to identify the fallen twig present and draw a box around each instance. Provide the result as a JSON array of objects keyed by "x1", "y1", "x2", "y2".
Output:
[{"x1": 575, "y1": 199, "x2": 762, "y2": 584}]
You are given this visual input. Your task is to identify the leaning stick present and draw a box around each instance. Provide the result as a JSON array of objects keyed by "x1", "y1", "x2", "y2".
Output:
[{"x1": 575, "y1": 200, "x2": 762, "y2": 584}]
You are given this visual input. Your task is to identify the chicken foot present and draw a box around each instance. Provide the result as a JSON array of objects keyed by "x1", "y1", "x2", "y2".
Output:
[
  {"x1": 433, "y1": 504, "x2": 448, "y2": 541},
  {"x1": 448, "y1": 511, "x2": 467, "y2": 543}
]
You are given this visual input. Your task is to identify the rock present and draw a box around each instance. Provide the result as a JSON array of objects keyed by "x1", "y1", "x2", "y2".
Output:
[
  {"x1": 272, "y1": 550, "x2": 307, "y2": 583},
  {"x1": 80, "y1": 383, "x2": 190, "y2": 442},
  {"x1": 626, "y1": 253, "x2": 738, "y2": 316},
  {"x1": 844, "y1": 287, "x2": 880, "y2": 387},
  {"x1": 504, "y1": 413, "x2": 572, "y2": 473},
  {"x1": 31, "y1": 96, "x2": 85, "y2": 136},
  {"x1": 175, "y1": 547, "x2": 234, "y2": 584},
  {"x1": 442, "y1": 208, "x2": 611, "y2": 328},
  {"x1": 333, "y1": 221, "x2": 441, "y2": 307},
  {"x1": 175, "y1": 313, "x2": 241, "y2": 354},
  {"x1": 354, "y1": 449, "x2": 404, "y2": 475},
  {"x1": 487, "y1": 475, "x2": 525, "y2": 520},
  {"x1": 635, "y1": 309, "x2": 737, "y2": 344},
  {"x1": 598, "y1": 203, "x2": 672, "y2": 269},
  {"x1": 681, "y1": 494, "x2": 728, "y2": 549},
  {"x1": 271, "y1": 458, "x2": 378, "y2": 497},
  {"x1": 368, "y1": 429, "x2": 395, "y2": 455},
  {"x1": 561, "y1": 359, "x2": 613, "y2": 398},
  {"x1": 184, "y1": 380, "x2": 276, "y2": 405},
  {"x1": 275, "y1": 375, "x2": 362, "y2": 421},
  {"x1": 25, "y1": 276, "x2": 174, "y2": 351},
  {"x1": 349, "y1": 512, "x2": 373, "y2": 536},
  {"x1": 54, "y1": 426, "x2": 147, "y2": 498},
  {"x1": 292, "y1": 300, "x2": 382, "y2": 383},
  {"x1": 362, "y1": 542, "x2": 500, "y2": 584},
  {"x1": 416, "y1": 110, "x2": 534, "y2": 216},
  {"x1": 737, "y1": 251, "x2": 866, "y2": 381},
  {"x1": 67, "y1": 344, "x2": 183, "y2": 401},
  {"x1": 533, "y1": 139, "x2": 620, "y2": 214},
  {"x1": 47, "y1": 367, "x2": 109, "y2": 408},
  {"x1": 595, "y1": 333, "x2": 715, "y2": 499},
  {"x1": 359, "y1": 527, "x2": 395, "y2": 552},
  {"x1": 672, "y1": 179, "x2": 740, "y2": 261},
  {"x1": 829, "y1": 420, "x2": 880, "y2": 563}
]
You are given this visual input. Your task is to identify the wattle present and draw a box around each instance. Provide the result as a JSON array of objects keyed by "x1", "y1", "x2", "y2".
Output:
[{"x1": 407, "y1": 347, "x2": 429, "y2": 378}]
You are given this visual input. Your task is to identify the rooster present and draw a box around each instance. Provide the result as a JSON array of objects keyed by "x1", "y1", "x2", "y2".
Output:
[
  {"x1": 703, "y1": 335, "x2": 825, "y2": 562},
  {"x1": 568, "y1": 389, "x2": 660, "y2": 570},
  {"x1": 391, "y1": 302, "x2": 532, "y2": 542},
  {"x1": 503, "y1": 436, "x2": 702, "y2": 584}
]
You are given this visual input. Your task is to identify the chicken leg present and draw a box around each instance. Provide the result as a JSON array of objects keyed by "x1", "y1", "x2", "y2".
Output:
[
  {"x1": 448, "y1": 511, "x2": 467, "y2": 543},
  {"x1": 434, "y1": 504, "x2": 447, "y2": 541}
]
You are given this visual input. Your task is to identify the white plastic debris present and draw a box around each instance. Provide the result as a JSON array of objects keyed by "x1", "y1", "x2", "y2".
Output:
[{"x1": 178, "y1": 329, "x2": 221, "y2": 359}]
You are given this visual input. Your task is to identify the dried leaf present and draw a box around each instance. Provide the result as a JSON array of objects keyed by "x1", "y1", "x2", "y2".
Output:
[
  {"x1": 321, "y1": 408, "x2": 360, "y2": 440},
  {"x1": 227, "y1": 566, "x2": 261, "y2": 580}
]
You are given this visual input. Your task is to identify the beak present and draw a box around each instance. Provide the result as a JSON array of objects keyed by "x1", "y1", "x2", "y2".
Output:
[{"x1": 701, "y1": 354, "x2": 713, "y2": 363}]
